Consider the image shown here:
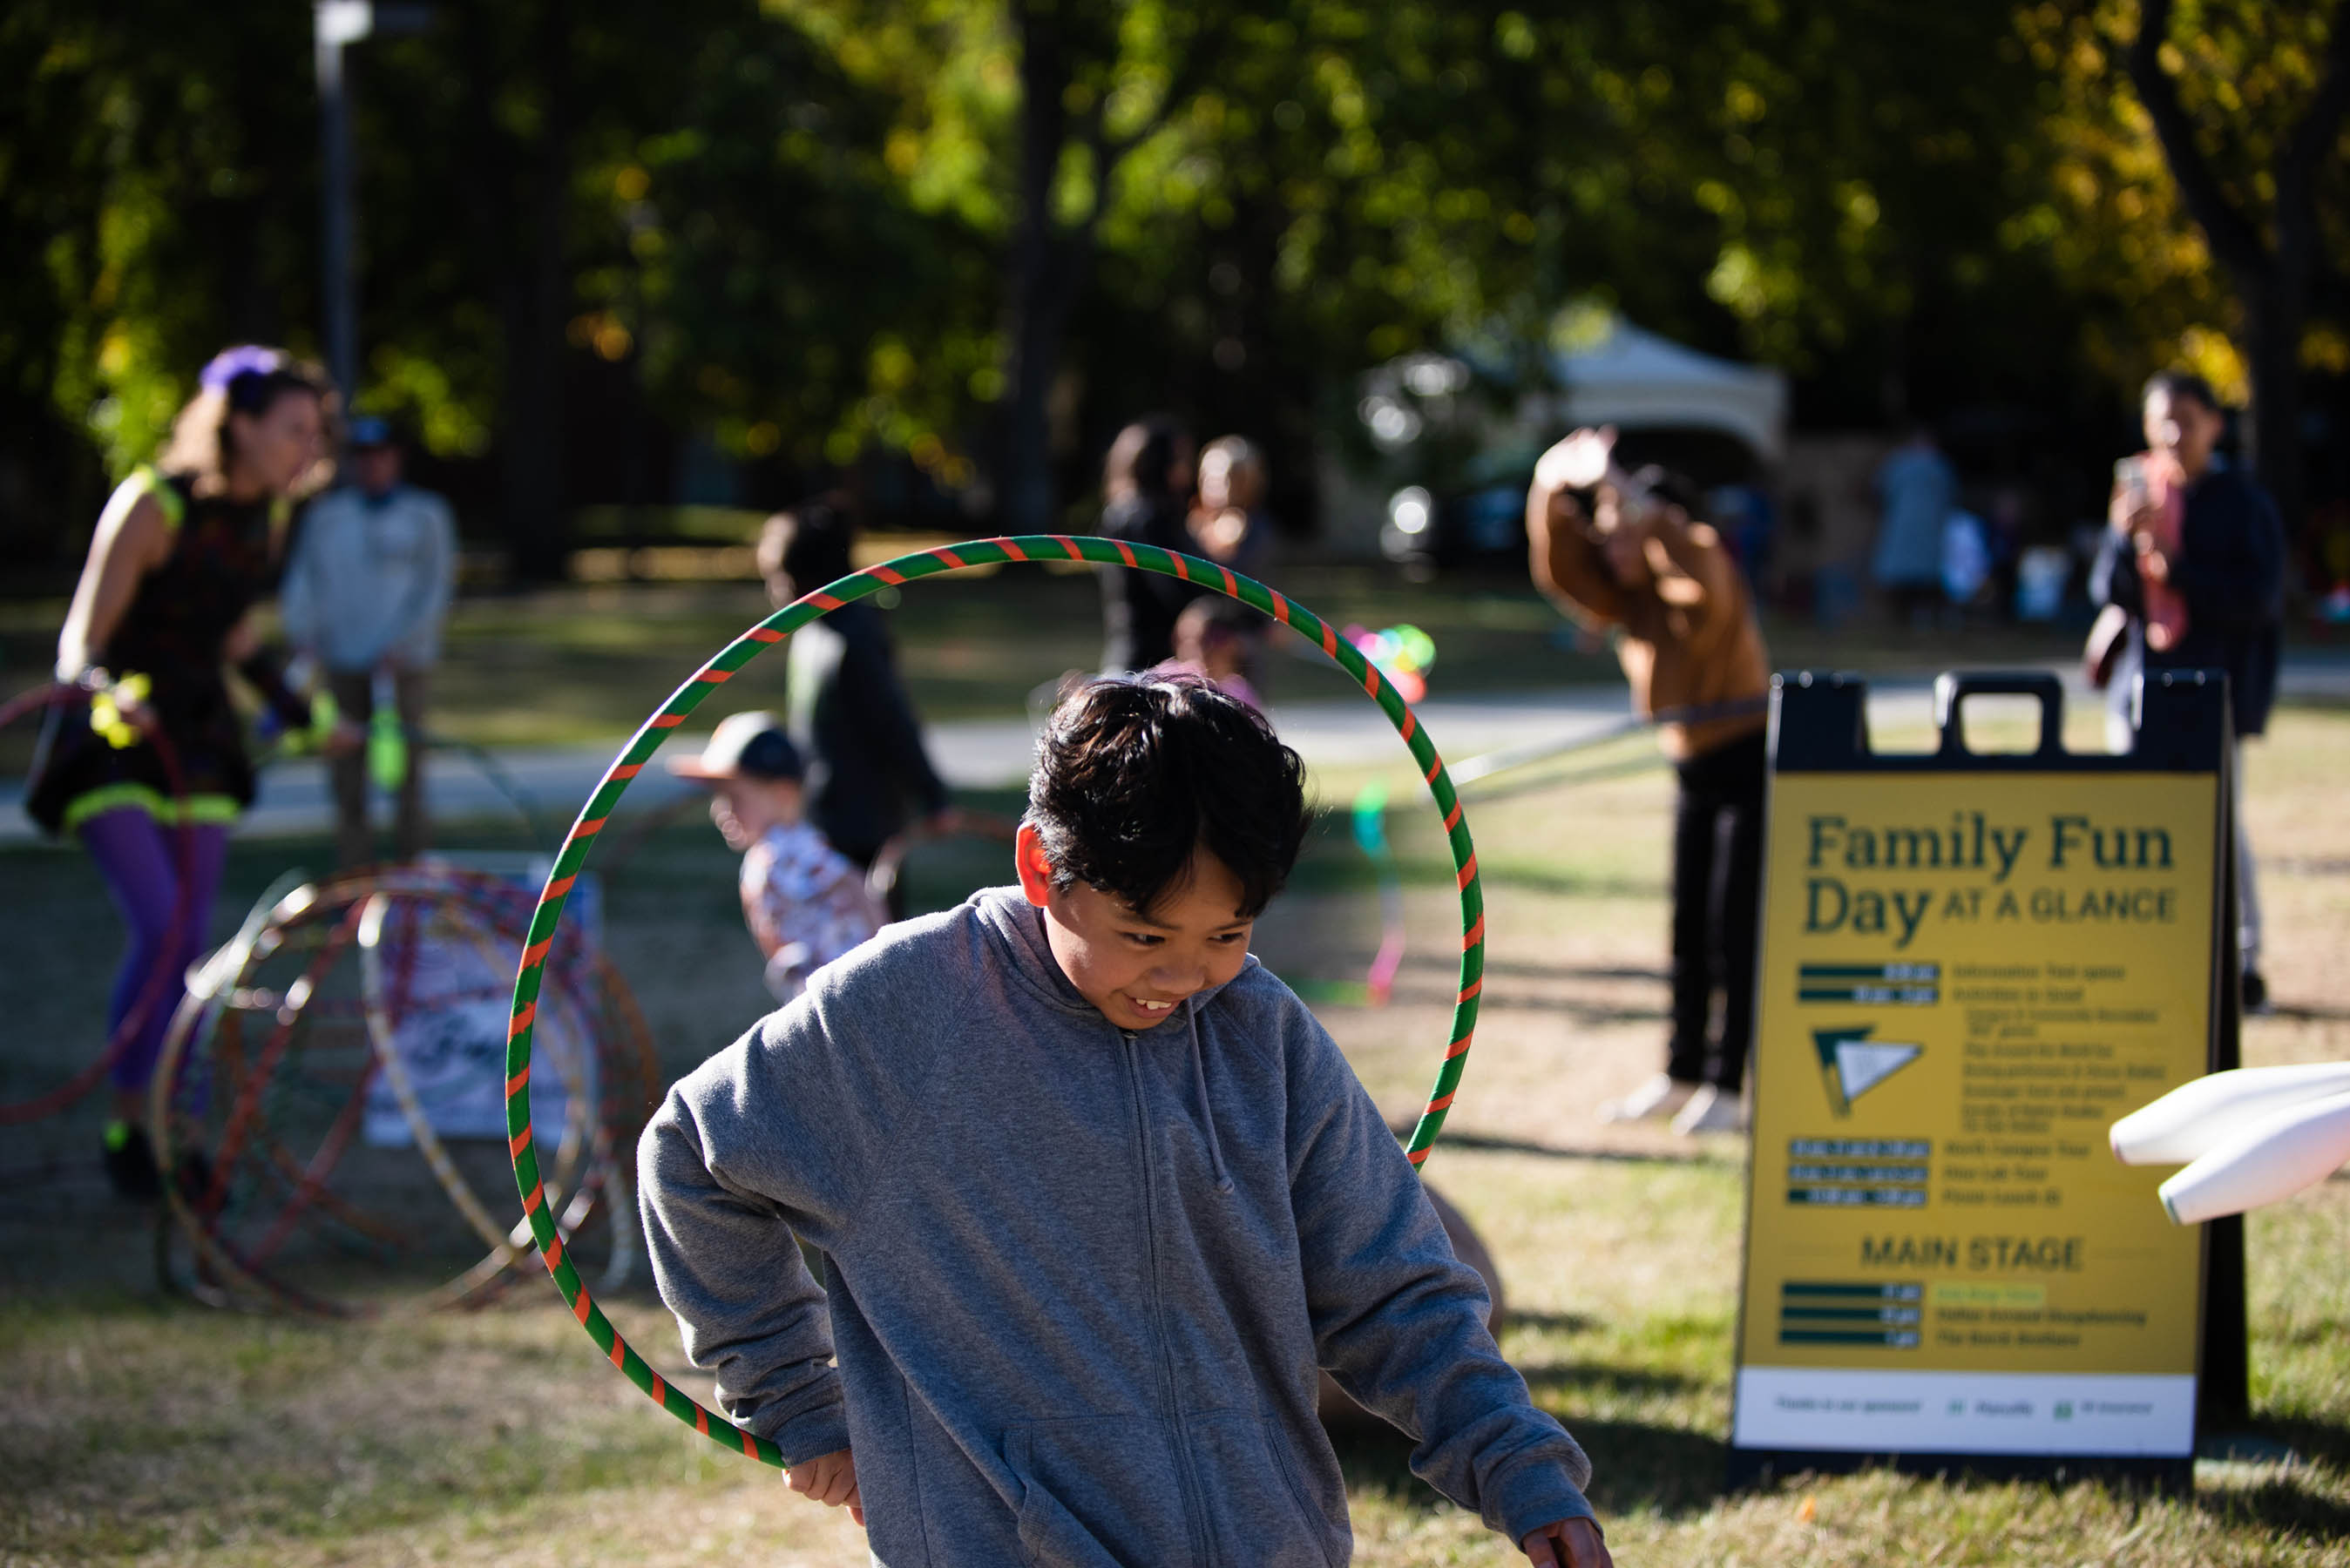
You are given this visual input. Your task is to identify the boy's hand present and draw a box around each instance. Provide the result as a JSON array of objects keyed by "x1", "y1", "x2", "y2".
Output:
[
  {"x1": 786, "y1": 1447, "x2": 864, "y2": 1525},
  {"x1": 1522, "y1": 1517, "x2": 1612, "y2": 1567}
]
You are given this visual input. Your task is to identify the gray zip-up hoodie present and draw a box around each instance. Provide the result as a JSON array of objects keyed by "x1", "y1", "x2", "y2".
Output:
[{"x1": 640, "y1": 887, "x2": 1595, "y2": 1567}]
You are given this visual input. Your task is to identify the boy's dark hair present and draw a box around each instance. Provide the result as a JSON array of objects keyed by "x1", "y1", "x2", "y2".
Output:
[
  {"x1": 2144, "y1": 369, "x2": 2221, "y2": 415},
  {"x1": 1026, "y1": 672, "x2": 1308, "y2": 919}
]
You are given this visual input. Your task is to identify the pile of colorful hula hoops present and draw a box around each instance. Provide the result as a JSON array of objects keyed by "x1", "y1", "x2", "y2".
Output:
[{"x1": 150, "y1": 863, "x2": 660, "y2": 1317}]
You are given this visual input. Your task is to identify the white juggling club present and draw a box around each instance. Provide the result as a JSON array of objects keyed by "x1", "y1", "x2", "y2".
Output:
[
  {"x1": 2110, "y1": 1061, "x2": 2350, "y2": 1166},
  {"x1": 2157, "y1": 1089, "x2": 2350, "y2": 1226}
]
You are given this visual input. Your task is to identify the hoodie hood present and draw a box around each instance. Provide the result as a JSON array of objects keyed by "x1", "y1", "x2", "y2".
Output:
[{"x1": 972, "y1": 884, "x2": 1243, "y2": 1189}]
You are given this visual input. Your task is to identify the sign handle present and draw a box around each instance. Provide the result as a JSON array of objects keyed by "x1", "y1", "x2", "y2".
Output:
[{"x1": 1932, "y1": 672, "x2": 2066, "y2": 760}]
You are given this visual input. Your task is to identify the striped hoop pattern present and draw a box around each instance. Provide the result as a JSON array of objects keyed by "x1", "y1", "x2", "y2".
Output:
[{"x1": 506, "y1": 535, "x2": 1487, "y2": 1468}]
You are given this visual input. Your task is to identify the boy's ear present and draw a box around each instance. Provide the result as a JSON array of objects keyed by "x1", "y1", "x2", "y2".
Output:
[{"x1": 1014, "y1": 823, "x2": 1054, "y2": 909}]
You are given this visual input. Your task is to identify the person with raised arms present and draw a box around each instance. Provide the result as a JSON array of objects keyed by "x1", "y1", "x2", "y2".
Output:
[{"x1": 1526, "y1": 428, "x2": 1772, "y2": 1137}]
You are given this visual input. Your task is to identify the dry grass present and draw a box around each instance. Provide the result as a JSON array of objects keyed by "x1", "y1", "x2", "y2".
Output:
[{"x1": 3, "y1": 699, "x2": 2348, "y2": 1565}]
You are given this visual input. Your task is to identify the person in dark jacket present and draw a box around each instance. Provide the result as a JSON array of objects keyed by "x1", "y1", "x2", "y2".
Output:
[
  {"x1": 2092, "y1": 370, "x2": 2286, "y2": 1009},
  {"x1": 1096, "y1": 416, "x2": 1199, "y2": 672},
  {"x1": 757, "y1": 502, "x2": 952, "y2": 913}
]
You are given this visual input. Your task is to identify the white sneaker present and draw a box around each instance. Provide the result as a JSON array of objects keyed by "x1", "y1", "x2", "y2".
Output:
[
  {"x1": 1602, "y1": 1073, "x2": 1698, "y2": 1124},
  {"x1": 1671, "y1": 1084, "x2": 1748, "y2": 1135}
]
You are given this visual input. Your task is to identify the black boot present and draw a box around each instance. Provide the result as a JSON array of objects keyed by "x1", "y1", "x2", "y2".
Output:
[{"x1": 103, "y1": 1120, "x2": 163, "y2": 1200}]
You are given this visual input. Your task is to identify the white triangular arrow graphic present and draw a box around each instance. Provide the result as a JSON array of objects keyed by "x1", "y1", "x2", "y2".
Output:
[{"x1": 1835, "y1": 1040, "x2": 1922, "y2": 1104}]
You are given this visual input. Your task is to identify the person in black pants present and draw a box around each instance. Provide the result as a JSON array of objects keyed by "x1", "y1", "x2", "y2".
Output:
[
  {"x1": 1526, "y1": 429, "x2": 1773, "y2": 1135},
  {"x1": 757, "y1": 501, "x2": 953, "y2": 917},
  {"x1": 1666, "y1": 732, "x2": 1767, "y2": 1110}
]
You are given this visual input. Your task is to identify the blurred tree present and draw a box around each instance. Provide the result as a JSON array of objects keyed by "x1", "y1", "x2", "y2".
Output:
[
  {"x1": 775, "y1": 0, "x2": 1247, "y2": 530},
  {"x1": 2010, "y1": 2, "x2": 2350, "y2": 534},
  {"x1": 0, "y1": 1, "x2": 318, "y2": 559},
  {"x1": 1076, "y1": 2, "x2": 2073, "y2": 448},
  {"x1": 4, "y1": 0, "x2": 2340, "y2": 575},
  {"x1": 2123, "y1": 0, "x2": 2348, "y2": 534}
]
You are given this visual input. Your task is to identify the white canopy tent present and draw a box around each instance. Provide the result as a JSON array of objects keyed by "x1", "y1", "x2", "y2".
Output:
[
  {"x1": 1541, "y1": 317, "x2": 1789, "y2": 463},
  {"x1": 1323, "y1": 314, "x2": 1791, "y2": 557}
]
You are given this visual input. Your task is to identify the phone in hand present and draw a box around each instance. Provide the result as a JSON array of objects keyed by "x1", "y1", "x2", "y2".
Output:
[{"x1": 2113, "y1": 456, "x2": 2149, "y2": 517}]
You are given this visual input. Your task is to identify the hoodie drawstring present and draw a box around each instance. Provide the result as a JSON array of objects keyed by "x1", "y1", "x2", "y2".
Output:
[{"x1": 1186, "y1": 998, "x2": 1235, "y2": 1193}]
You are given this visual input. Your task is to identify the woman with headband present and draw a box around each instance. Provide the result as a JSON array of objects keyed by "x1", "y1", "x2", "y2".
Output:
[{"x1": 30, "y1": 345, "x2": 359, "y2": 1196}]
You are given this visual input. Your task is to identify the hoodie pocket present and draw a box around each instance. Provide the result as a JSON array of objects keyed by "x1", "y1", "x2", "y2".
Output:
[
  {"x1": 1186, "y1": 1410, "x2": 1345, "y2": 1568},
  {"x1": 1006, "y1": 1417, "x2": 1190, "y2": 1568}
]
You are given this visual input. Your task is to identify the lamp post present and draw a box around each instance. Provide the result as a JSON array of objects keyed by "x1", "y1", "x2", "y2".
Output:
[{"x1": 315, "y1": 1, "x2": 433, "y2": 411}]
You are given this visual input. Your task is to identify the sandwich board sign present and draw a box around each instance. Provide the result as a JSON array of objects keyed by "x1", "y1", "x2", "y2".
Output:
[{"x1": 1730, "y1": 671, "x2": 2238, "y2": 1485}]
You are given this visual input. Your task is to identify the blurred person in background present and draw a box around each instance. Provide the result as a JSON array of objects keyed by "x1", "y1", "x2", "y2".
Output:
[
  {"x1": 28, "y1": 346, "x2": 356, "y2": 1195},
  {"x1": 1526, "y1": 429, "x2": 1771, "y2": 1136},
  {"x1": 1189, "y1": 435, "x2": 1275, "y2": 578},
  {"x1": 666, "y1": 711, "x2": 883, "y2": 1004},
  {"x1": 1189, "y1": 435, "x2": 1276, "y2": 695},
  {"x1": 1872, "y1": 422, "x2": 1956, "y2": 626},
  {"x1": 1096, "y1": 416, "x2": 1198, "y2": 672},
  {"x1": 758, "y1": 499, "x2": 952, "y2": 917},
  {"x1": 281, "y1": 415, "x2": 457, "y2": 868},
  {"x1": 2091, "y1": 370, "x2": 2285, "y2": 1010},
  {"x1": 1169, "y1": 596, "x2": 1265, "y2": 713}
]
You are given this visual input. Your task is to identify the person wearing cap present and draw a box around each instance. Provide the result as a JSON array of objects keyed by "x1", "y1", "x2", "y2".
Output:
[
  {"x1": 281, "y1": 414, "x2": 457, "y2": 867},
  {"x1": 670, "y1": 711, "x2": 886, "y2": 1004}
]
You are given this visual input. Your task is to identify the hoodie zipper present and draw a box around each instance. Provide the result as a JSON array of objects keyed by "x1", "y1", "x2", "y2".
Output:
[{"x1": 1120, "y1": 1024, "x2": 1213, "y2": 1567}]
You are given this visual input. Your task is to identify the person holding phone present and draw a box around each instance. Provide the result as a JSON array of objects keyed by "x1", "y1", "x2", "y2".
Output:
[{"x1": 2090, "y1": 371, "x2": 2285, "y2": 1010}]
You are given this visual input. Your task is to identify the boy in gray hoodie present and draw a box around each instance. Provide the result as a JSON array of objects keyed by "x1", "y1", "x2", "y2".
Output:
[{"x1": 640, "y1": 672, "x2": 1611, "y2": 1567}]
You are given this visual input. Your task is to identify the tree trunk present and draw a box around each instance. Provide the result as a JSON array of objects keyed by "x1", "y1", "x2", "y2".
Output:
[
  {"x1": 2126, "y1": 0, "x2": 2349, "y2": 552},
  {"x1": 1000, "y1": 7, "x2": 1073, "y2": 536},
  {"x1": 2239, "y1": 280, "x2": 2305, "y2": 545},
  {"x1": 502, "y1": 0, "x2": 573, "y2": 584}
]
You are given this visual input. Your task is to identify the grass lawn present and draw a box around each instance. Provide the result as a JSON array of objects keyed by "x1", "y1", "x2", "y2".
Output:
[{"x1": 3, "y1": 568, "x2": 2347, "y2": 1563}]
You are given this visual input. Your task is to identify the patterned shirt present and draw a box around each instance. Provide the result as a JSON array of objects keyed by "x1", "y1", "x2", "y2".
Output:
[{"x1": 740, "y1": 821, "x2": 885, "y2": 1003}]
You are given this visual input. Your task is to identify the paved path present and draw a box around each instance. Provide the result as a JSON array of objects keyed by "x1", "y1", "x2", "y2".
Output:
[{"x1": 4, "y1": 657, "x2": 2340, "y2": 846}]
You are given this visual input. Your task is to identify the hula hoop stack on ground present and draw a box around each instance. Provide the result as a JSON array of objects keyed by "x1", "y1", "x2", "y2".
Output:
[
  {"x1": 151, "y1": 862, "x2": 660, "y2": 1316},
  {"x1": 505, "y1": 536, "x2": 1489, "y2": 1469}
]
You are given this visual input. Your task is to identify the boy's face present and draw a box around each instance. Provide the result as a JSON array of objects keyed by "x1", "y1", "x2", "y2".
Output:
[
  {"x1": 1016, "y1": 826, "x2": 1255, "y2": 1031},
  {"x1": 708, "y1": 776, "x2": 803, "y2": 852}
]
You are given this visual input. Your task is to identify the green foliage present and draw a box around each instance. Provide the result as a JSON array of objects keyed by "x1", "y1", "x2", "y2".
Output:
[
  {"x1": 2, "y1": 0, "x2": 2342, "y2": 558},
  {"x1": 2013, "y1": 0, "x2": 2350, "y2": 397},
  {"x1": 0, "y1": 3, "x2": 321, "y2": 480}
]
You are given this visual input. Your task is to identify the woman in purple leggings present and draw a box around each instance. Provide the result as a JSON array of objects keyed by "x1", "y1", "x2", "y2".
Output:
[{"x1": 30, "y1": 347, "x2": 357, "y2": 1196}]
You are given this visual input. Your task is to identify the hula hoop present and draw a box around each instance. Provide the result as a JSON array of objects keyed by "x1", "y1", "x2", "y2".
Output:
[
  {"x1": 154, "y1": 866, "x2": 646, "y2": 1317},
  {"x1": 505, "y1": 536, "x2": 1487, "y2": 1469},
  {"x1": 0, "y1": 682, "x2": 195, "y2": 1125}
]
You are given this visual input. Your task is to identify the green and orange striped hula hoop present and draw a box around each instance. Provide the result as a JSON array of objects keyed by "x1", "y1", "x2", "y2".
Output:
[{"x1": 506, "y1": 535, "x2": 1487, "y2": 1469}]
